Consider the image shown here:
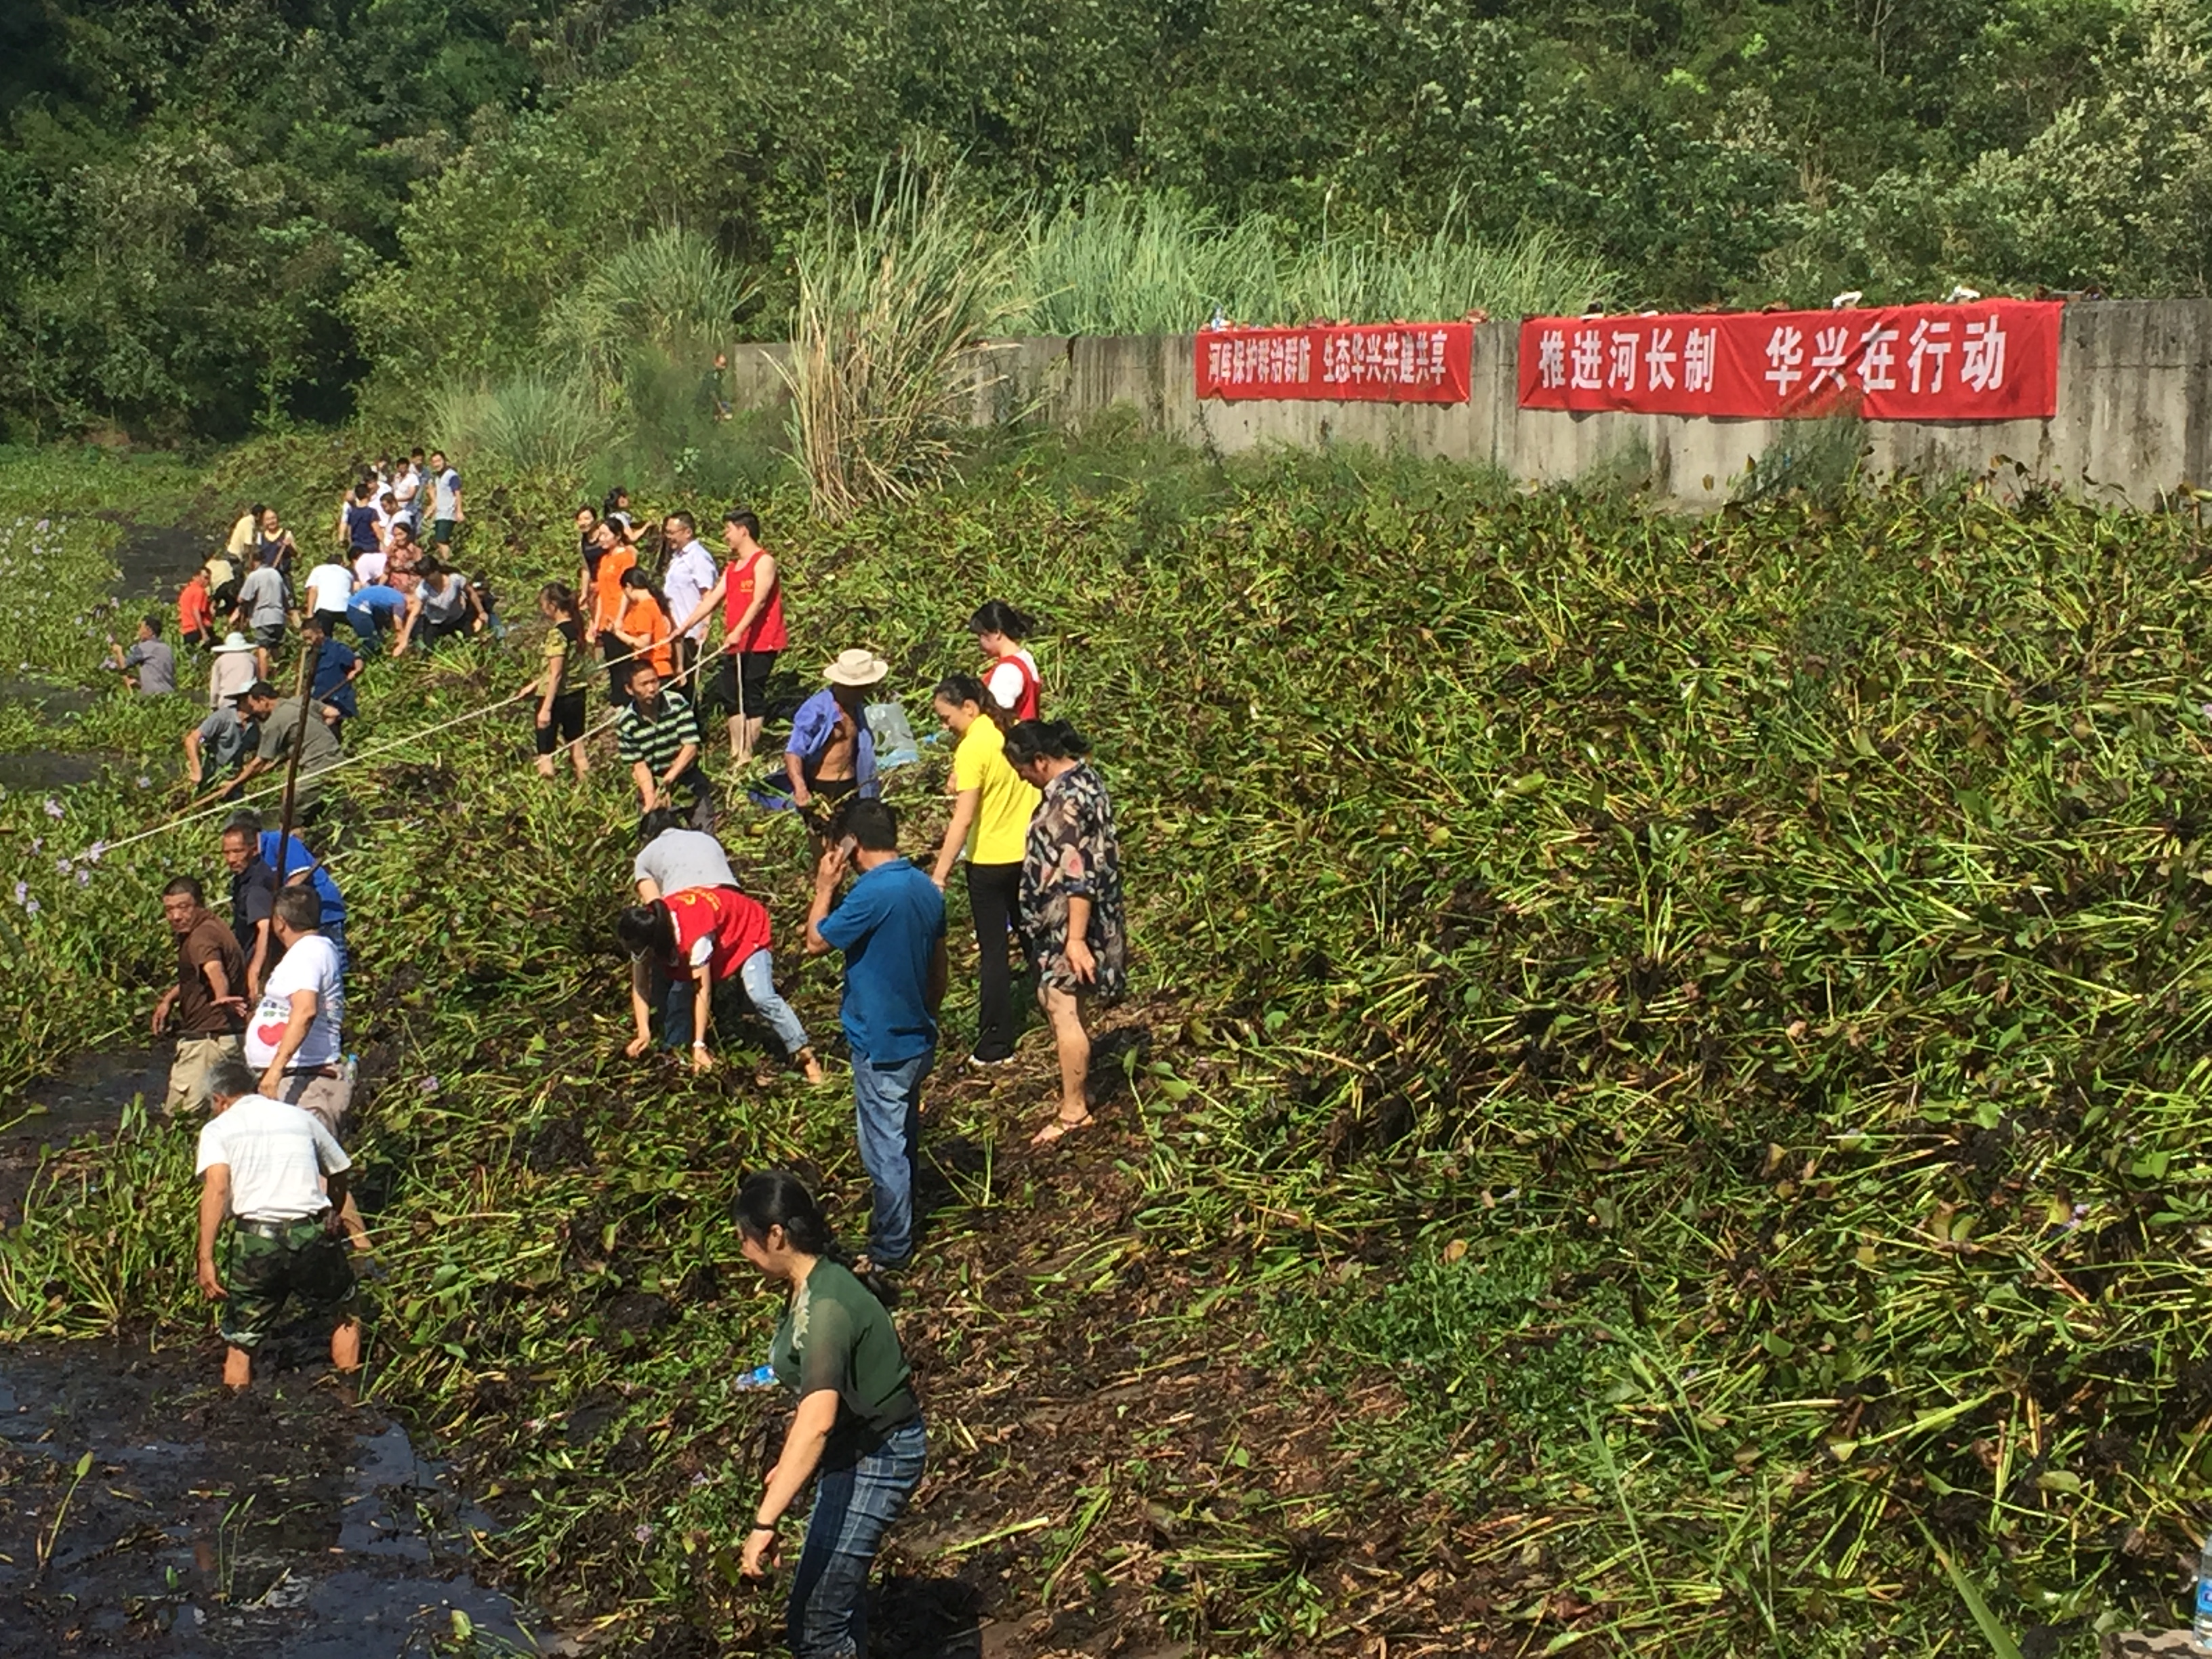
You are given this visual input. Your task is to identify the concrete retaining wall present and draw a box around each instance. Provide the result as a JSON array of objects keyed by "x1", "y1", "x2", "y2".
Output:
[{"x1": 729, "y1": 300, "x2": 2212, "y2": 508}]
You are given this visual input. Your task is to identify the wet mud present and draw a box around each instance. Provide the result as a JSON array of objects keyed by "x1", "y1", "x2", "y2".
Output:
[
  {"x1": 106, "y1": 520, "x2": 205, "y2": 602},
  {"x1": 0, "y1": 1338, "x2": 544, "y2": 1657},
  {"x1": 0, "y1": 1048, "x2": 167, "y2": 1230}
]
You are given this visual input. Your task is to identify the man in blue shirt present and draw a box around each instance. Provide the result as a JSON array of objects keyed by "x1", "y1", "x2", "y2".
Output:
[
  {"x1": 806, "y1": 799, "x2": 947, "y2": 1273},
  {"x1": 302, "y1": 616, "x2": 360, "y2": 735},
  {"x1": 346, "y1": 579, "x2": 407, "y2": 649},
  {"x1": 224, "y1": 811, "x2": 350, "y2": 971}
]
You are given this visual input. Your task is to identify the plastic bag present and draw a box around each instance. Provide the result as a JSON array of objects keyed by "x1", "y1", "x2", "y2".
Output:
[{"x1": 867, "y1": 700, "x2": 921, "y2": 769}]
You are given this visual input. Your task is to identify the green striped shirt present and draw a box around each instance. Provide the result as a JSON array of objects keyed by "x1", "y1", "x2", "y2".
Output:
[{"x1": 617, "y1": 691, "x2": 702, "y2": 772}]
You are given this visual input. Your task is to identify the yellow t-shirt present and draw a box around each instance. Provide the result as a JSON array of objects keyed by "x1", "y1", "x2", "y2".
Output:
[
  {"x1": 226, "y1": 514, "x2": 258, "y2": 558},
  {"x1": 954, "y1": 718, "x2": 1040, "y2": 866}
]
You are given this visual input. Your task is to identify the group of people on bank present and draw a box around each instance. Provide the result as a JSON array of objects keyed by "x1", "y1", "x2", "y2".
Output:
[{"x1": 137, "y1": 469, "x2": 1126, "y2": 1657}]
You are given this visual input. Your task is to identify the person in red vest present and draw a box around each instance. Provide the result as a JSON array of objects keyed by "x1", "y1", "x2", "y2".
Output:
[
  {"x1": 672, "y1": 508, "x2": 789, "y2": 766},
  {"x1": 616, "y1": 886, "x2": 821, "y2": 1084},
  {"x1": 970, "y1": 600, "x2": 1040, "y2": 720}
]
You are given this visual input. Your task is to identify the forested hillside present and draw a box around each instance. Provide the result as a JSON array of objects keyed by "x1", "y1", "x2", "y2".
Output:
[{"x1": 4, "y1": 0, "x2": 2210, "y2": 440}]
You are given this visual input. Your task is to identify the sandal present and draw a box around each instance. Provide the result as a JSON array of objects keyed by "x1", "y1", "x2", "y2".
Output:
[{"x1": 1029, "y1": 1110, "x2": 1097, "y2": 1147}]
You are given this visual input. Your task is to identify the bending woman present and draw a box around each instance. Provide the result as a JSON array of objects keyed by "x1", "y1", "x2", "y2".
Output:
[
  {"x1": 926, "y1": 674, "x2": 1038, "y2": 1065},
  {"x1": 616, "y1": 890, "x2": 823, "y2": 1085},
  {"x1": 735, "y1": 1171, "x2": 926, "y2": 1659},
  {"x1": 1006, "y1": 718, "x2": 1126, "y2": 1144}
]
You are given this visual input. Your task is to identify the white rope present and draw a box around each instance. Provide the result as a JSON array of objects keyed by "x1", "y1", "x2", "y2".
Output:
[{"x1": 62, "y1": 622, "x2": 714, "y2": 863}]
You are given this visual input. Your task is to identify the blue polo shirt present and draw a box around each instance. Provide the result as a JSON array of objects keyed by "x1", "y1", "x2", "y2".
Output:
[
  {"x1": 258, "y1": 831, "x2": 346, "y2": 924},
  {"x1": 346, "y1": 584, "x2": 407, "y2": 638},
  {"x1": 815, "y1": 857, "x2": 944, "y2": 1064}
]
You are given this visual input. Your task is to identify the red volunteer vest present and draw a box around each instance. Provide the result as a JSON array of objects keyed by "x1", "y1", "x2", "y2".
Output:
[{"x1": 724, "y1": 550, "x2": 788, "y2": 652}]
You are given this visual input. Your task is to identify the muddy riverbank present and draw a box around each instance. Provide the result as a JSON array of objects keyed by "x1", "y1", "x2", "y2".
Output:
[{"x1": 0, "y1": 1336, "x2": 546, "y2": 1656}]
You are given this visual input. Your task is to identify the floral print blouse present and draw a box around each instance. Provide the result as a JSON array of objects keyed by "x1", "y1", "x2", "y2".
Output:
[{"x1": 1019, "y1": 761, "x2": 1126, "y2": 997}]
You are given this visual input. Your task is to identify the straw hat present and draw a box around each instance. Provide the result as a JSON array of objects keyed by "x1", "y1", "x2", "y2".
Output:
[
  {"x1": 822, "y1": 648, "x2": 890, "y2": 687},
  {"x1": 211, "y1": 632, "x2": 256, "y2": 655}
]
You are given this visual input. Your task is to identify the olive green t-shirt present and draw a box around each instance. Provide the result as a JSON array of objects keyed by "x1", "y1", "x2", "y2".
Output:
[{"x1": 769, "y1": 1261, "x2": 918, "y2": 1459}]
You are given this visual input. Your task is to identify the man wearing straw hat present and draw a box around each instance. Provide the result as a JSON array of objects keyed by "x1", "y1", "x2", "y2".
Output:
[
  {"x1": 207, "y1": 630, "x2": 260, "y2": 712},
  {"x1": 785, "y1": 649, "x2": 886, "y2": 818}
]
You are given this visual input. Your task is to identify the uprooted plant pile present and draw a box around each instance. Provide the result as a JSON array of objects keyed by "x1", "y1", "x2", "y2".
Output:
[{"x1": 5, "y1": 432, "x2": 2212, "y2": 1655}]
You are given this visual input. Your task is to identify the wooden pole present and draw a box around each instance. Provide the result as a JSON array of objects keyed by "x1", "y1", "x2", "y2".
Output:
[{"x1": 272, "y1": 636, "x2": 313, "y2": 886}]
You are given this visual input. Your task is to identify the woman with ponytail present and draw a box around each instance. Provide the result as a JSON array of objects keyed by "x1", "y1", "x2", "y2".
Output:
[
  {"x1": 525, "y1": 583, "x2": 588, "y2": 779},
  {"x1": 615, "y1": 890, "x2": 822, "y2": 1084},
  {"x1": 926, "y1": 674, "x2": 1039, "y2": 1065},
  {"x1": 1004, "y1": 718, "x2": 1126, "y2": 1144},
  {"x1": 733, "y1": 1171, "x2": 925, "y2": 1658},
  {"x1": 968, "y1": 599, "x2": 1041, "y2": 721}
]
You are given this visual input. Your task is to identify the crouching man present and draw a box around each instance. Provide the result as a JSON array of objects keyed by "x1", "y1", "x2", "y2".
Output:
[{"x1": 195, "y1": 1055, "x2": 361, "y2": 1389}]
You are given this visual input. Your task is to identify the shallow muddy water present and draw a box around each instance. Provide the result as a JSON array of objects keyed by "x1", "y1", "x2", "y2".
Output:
[
  {"x1": 0, "y1": 1339, "x2": 548, "y2": 1656},
  {"x1": 1, "y1": 1045, "x2": 555, "y2": 1656}
]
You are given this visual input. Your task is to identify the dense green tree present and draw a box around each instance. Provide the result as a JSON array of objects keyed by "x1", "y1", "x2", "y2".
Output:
[{"x1": 0, "y1": 0, "x2": 2204, "y2": 436}]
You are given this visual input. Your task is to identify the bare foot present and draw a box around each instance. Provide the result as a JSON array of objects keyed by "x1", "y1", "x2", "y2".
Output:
[
  {"x1": 331, "y1": 1317, "x2": 362, "y2": 1373},
  {"x1": 1029, "y1": 1110, "x2": 1097, "y2": 1147},
  {"x1": 222, "y1": 1346, "x2": 252, "y2": 1389},
  {"x1": 794, "y1": 1047, "x2": 826, "y2": 1087}
]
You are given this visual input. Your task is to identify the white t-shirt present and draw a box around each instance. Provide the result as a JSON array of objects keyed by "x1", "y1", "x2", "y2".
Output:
[
  {"x1": 633, "y1": 828, "x2": 738, "y2": 896},
  {"x1": 432, "y1": 468, "x2": 460, "y2": 518},
  {"x1": 354, "y1": 548, "x2": 388, "y2": 585},
  {"x1": 304, "y1": 562, "x2": 354, "y2": 615},
  {"x1": 985, "y1": 649, "x2": 1038, "y2": 714},
  {"x1": 392, "y1": 467, "x2": 419, "y2": 504},
  {"x1": 196, "y1": 1093, "x2": 351, "y2": 1223},
  {"x1": 245, "y1": 933, "x2": 346, "y2": 1071},
  {"x1": 663, "y1": 539, "x2": 718, "y2": 642}
]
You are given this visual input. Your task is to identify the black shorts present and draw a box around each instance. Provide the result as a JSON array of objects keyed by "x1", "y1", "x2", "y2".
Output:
[
  {"x1": 603, "y1": 633, "x2": 634, "y2": 703},
  {"x1": 535, "y1": 692, "x2": 586, "y2": 752},
  {"x1": 712, "y1": 649, "x2": 775, "y2": 716}
]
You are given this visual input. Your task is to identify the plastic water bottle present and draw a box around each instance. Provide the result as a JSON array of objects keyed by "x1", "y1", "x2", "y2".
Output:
[
  {"x1": 2196, "y1": 1534, "x2": 2212, "y2": 1652},
  {"x1": 733, "y1": 1364, "x2": 777, "y2": 1391}
]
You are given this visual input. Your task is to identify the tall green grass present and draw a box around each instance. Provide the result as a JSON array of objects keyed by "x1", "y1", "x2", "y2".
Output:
[
  {"x1": 429, "y1": 373, "x2": 614, "y2": 482},
  {"x1": 783, "y1": 168, "x2": 1023, "y2": 518},
  {"x1": 543, "y1": 226, "x2": 758, "y2": 393},
  {"x1": 1015, "y1": 190, "x2": 1613, "y2": 333}
]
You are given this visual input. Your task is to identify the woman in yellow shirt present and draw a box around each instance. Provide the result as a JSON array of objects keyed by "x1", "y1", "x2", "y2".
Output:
[{"x1": 928, "y1": 674, "x2": 1040, "y2": 1065}]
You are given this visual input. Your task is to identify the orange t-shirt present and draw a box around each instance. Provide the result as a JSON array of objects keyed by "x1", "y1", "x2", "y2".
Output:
[
  {"x1": 178, "y1": 577, "x2": 214, "y2": 636},
  {"x1": 591, "y1": 545, "x2": 637, "y2": 632},
  {"x1": 617, "y1": 590, "x2": 674, "y2": 676}
]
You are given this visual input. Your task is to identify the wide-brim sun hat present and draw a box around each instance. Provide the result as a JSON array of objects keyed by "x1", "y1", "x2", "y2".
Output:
[
  {"x1": 822, "y1": 648, "x2": 890, "y2": 687},
  {"x1": 211, "y1": 632, "x2": 256, "y2": 654}
]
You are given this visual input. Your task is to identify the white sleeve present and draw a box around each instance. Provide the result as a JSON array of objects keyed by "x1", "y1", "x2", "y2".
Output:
[
  {"x1": 309, "y1": 1116, "x2": 353, "y2": 1175},
  {"x1": 194, "y1": 1122, "x2": 226, "y2": 1177},
  {"x1": 688, "y1": 937, "x2": 714, "y2": 968},
  {"x1": 985, "y1": 661, "x2": 1024, "y2": 709}
]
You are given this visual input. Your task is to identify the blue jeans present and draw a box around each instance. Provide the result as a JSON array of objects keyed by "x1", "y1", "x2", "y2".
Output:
[
  {"x1": 851, "y1": 1050, "x2": 932, "y2": 1266},
  {"x1": 788, "y1": 1418, "x2": 926, "y2": 1659},
  {"x1": 321, "y1": 917, "x2": 348, "y2": 974},
  {"x1": 661, "y1": 949, "x2": 809, "y2": 1057}
]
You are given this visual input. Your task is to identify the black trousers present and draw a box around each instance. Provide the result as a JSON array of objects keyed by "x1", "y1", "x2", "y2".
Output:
[{"x1": 966, "y1": 861, "x2": 1023, "y2": 1061}]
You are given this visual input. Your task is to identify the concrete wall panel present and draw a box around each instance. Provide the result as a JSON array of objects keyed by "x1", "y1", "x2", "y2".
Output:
[{"x1": 726, "y1": 301, "x2": 2212, "y2": 509}]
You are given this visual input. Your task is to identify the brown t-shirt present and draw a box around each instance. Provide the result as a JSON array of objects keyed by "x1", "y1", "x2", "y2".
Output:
[{"x1": 176, "y1": 909, "x2": 247, "y2": 1036}]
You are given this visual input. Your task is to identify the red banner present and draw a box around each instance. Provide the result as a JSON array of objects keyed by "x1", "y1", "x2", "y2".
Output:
[
  {"x1": 1196, "y1": 322, "x2": 1474, "y2": 403},
  {"x1": 1517, "y1": 300, "x2": 2061, "y2": 422}
]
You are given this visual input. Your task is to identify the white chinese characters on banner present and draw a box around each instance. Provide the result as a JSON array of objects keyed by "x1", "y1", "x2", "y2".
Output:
[
  {"x1": 1961, "y1": 316, "x2": 2006, "y2": 392},
  {"x1": 1519, "y1": 301, "x2": 2053, "y2": 419},
  {"x1": 1317, "y1": 327, "x2": 1456, "y2": 388},
  {"x1": 1538, "y1": 329, "x2": 1567, "y2": 390},
  {"x1": 1204, "y1": 334, "x2": 1317, "y2": 390},
  {"x1": 1683, "y1": 328, "x2": 1719, "y2": 394}
]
